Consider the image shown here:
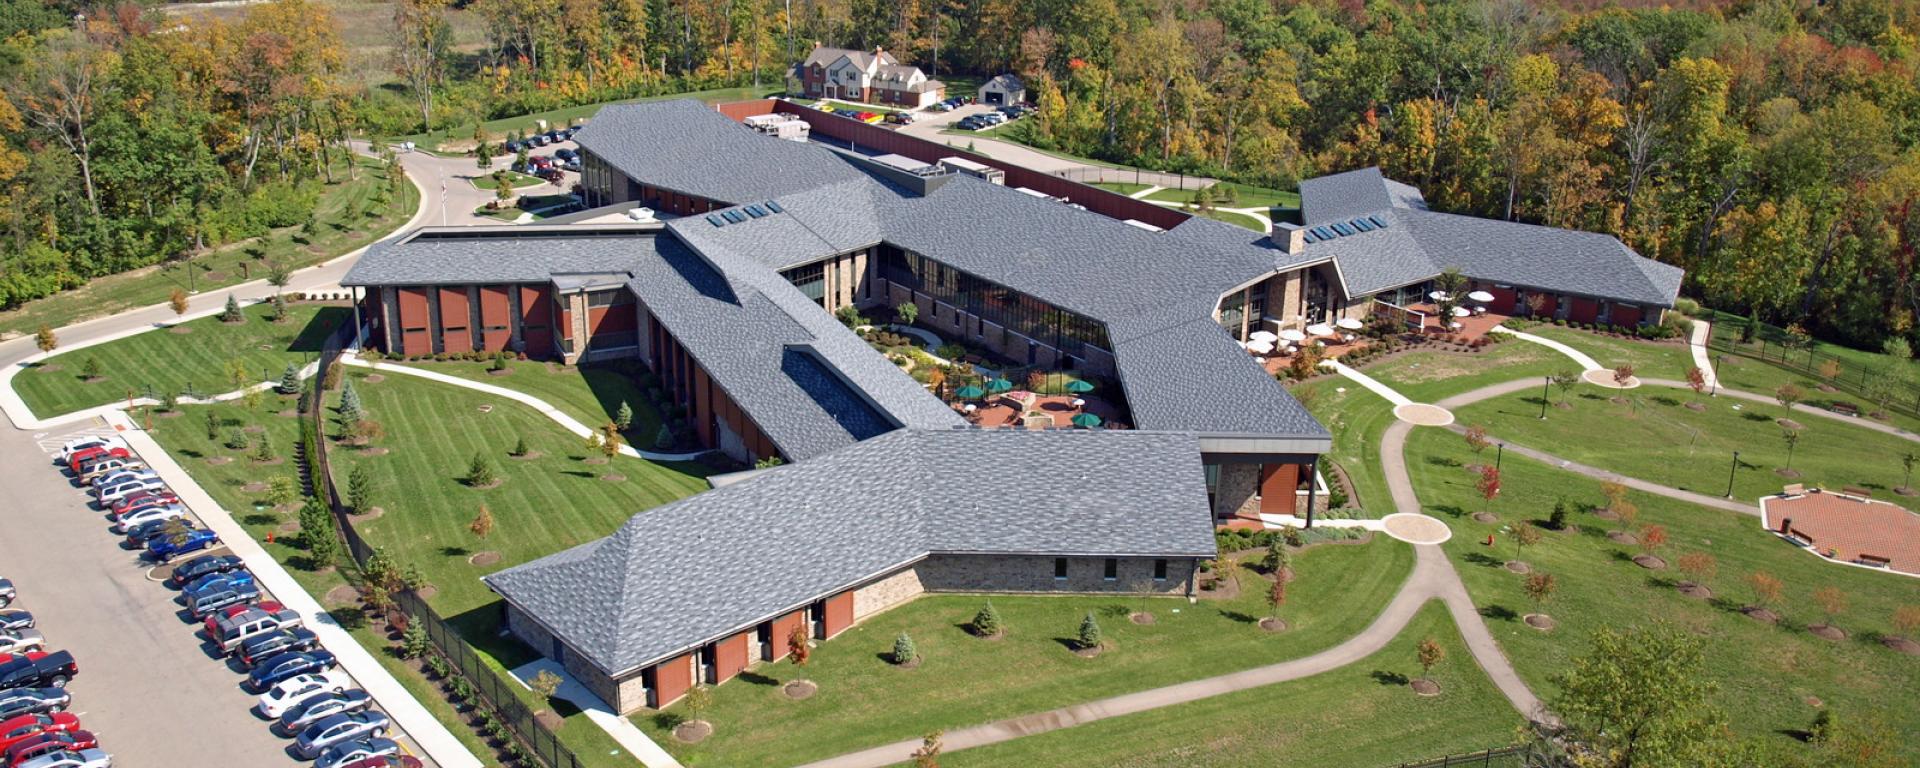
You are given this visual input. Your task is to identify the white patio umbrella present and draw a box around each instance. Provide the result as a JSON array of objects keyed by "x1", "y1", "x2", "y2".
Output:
[
  {"x1": 1306, "y1": 323, "x2": 1336, "y2": 337},
  {"x1": 1246, "y1": 339, "x2": 1275, "y2": 354},
  {"x1": 1450, "y1": 306, "x2": 1471, "y2": 317},
  {"x1": 1428, "y1": 290, "x2": 1449, "y2": 301},
  {"x1": 1277, "y1": 329, "x2": 1307, "y2": 342},
  {"x1": 1248, "y1": 330, "x2": 1279, "y2": 344},
  {"x1": 1467, "y1": 290, "x2": 1496, "y2": 303},
  {"x1": 1335, "y1": 317, "x2": 1364, "y2": 330}
]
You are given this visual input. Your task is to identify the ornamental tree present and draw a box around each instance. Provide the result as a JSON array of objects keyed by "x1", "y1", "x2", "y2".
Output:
[
  {"x1": 1612, "y1": 364, "x2": 1635, "y2": 387},
  {"x1": 1551, "y1": 370, "x2": 1580, "y2": 404},
  {"x1": 1513, "y1": 521, "x2": 1542, "y2": 562},
  {"x1": 1550, "y1": 622, "x2": 1729, "y2": 767},
  {"x1": 1464, "y1": 424, "x2": 1490, "y2": 454},
  {"x1": 1686, "y1": 365, "x2": 1706, "y2": 396},
  {"x1": 1775, "y1": 382, "x2": 1804, "y2": 410},
  {"x1": 1639, "y1": 524, "x2": 1668, "y2": 556},
  {"x1": 1076, "y1": 612, "x2": 1102, "y2": 650},
  {"x1": 1265, "y1": 576, "x2": 1287, "y2": 621},
  {"x1": 470, "y1": 504, "x2": 495, "y2": 538},
  {"x1": 1891, "y1": 606, "x2": 1920, "y2": 641},
  {"x1": 1746, "y1": 571, "x2": 1783, "y2": 611},
  {"x1": 170, "y1": 288, "x2": 189, "y2": 316},
  {"x1": 1415, "y1": 637, "x2": 1444, "y2": 683},
  {"x1": 971, "y1": 601, "x2": 1002, "y2": 636},
  {"x1": 787, "y1": 624, "x2": 811, "y2": 667},
  {"x1": 33, "y1": 325, "x2": 55, "y2": 353},
  {"x1": 892, "y1": 632, "x2": 917, "y2": 665},
  {"x1": 1676, "y1": 552, "x2": 1716, "y2": 590},
  {"x1": 1813, "y1": 586, "x2": 1848, "y2": 628},
  {"x1": 1476, "y1": 465, "x2": 1501, "y2": 513},
  {"x1": 1523, "y1": 572, "x2": 1557, "y2": 613}
]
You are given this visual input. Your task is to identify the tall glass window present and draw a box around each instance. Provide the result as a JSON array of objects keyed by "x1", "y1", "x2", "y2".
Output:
[
  {"x1": 879, "y1": 247, "x2": 1110, "y2": 357},
  {"x1": 782, "y1": 263, "x2": 827, "y2": 307}
]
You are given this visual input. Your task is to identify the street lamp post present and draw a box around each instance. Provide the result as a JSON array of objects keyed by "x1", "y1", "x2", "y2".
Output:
[
  {"x1": 1496, "y1": 443, "x2": 1504, "y2": 474},
  {"x1": 1710, "y1": 354, "x2": 1725, "y2": 397},
  {"x1": 1538, "y1": 375, "x2": 1551, "y2": 419},
  {"x1": 1725, "y1": 451, "x2": 1740, "y2": 498}
]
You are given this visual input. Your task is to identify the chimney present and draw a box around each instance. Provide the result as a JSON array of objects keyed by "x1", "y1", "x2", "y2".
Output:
[
  {"x1": 1272, "y1": 221, "x2": 1306, "y2": 255},
  {"x1": 812, "y1": 40, "x2": 821, "y2": 49}
]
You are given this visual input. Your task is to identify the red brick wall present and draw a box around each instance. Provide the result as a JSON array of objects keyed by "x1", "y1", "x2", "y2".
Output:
[
  {"x1": 822, "y1": 592, "x2": 855, "y2": 638},
  {"x1": 712, "y1": 632, "x2": 750, "y2": 684},
  {"x1": 769, "y1": 611, "x2": 806, "y2": 661},
  {"x1": 1567, "y1": 297, "x2": 1599, "y2": 324},
  {"x1": 1259, "y1": 463, "x2": 1301, "y2": 514},
  {"x1": 519, "y1": 285, "x2": 553, "y2": 357},
  {"x1": 478, "y1": 286, "x2": 513, "y2": 352},
  {"x1": 396, "y1": 288, "x2": 432, "y2": 356},
  {"x1": 438, "y1": 287, "x2": 472, "y2": 352},
  {"x1": 652, "y1": 653, "x2": 693, "y2": 708}
]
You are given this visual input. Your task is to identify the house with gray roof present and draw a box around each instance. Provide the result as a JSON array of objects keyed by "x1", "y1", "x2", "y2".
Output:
[{"x1": 796, "y1": 44, "x2": 945, "y2": 109}]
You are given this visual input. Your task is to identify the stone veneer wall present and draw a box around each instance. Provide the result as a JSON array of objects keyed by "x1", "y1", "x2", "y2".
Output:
[
  {"x1": 918, "y1": 554, "x2": 1196, "y2": 595},
  {"x1": 853, "y1": 564, "x2": 926, "y2": 620},
  {"x1": 507, "y1": 603, "x2": 628, "y2": 710},
  {"x1": 1213, "y1": 463, "x2": 1260, "y2": 519}
]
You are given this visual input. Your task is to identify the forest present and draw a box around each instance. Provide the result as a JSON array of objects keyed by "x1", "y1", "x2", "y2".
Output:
[{"x1": 1, "y1": 0, "x2": 1918, "y2": 353}]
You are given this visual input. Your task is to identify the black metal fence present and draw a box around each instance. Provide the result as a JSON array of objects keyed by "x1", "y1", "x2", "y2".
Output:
[
  {"x1": 1706, "y1": 318, "x2": 1920, "y2": 418},
  {"x1": 1384, "y1": 745, "x2": 1526, "y2": 768},
  {"x1": 304, "y1": 324, "x2": 589, "y2": 768}
]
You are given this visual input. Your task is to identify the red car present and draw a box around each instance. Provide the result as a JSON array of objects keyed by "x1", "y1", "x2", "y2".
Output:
[
  {"x1": 0, "y1": 713, "x2": 80, "y2": 753},
  {"x1": 109, "y1": 489, "x2": 178, "y2": 515},
  {"x1": 66, "y1": 448, "x2": 130, "y2": 476},
  {"x1": 0, "y1": 652, "x2": 47, "y2": 667},
  {"x1": 5, "y1": 729, "x2": 94, "y2": 765},
  {"x1": 342, "y1": 756, "x2": 423, "y2": 768},
  {"x1": 203, "y1": 601, "x2": 287, "y2": 636}
]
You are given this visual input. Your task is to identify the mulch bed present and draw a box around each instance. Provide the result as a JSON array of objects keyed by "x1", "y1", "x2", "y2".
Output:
[
  {"x1": 362, "y1": 374, "x2": 386, "y2": 383},
  {"x1": 206, "y1": 456, "x2": 233, "y2": 466},
  {"x1": 1632, "y1": 554, "x2": 1667, "y2": 570},
  {"x1": 1472, "y1": 512, "x2": 1499, "y2": 524},
  {"x1": 1685, "y1": 402, "x2": 1706, "y2": 412},
  {"x1": 414, "y1": 585, "x2": 438, "y2": 600},
  {"x1": 81, "y1": 376, "x2": 107, "y2": 384},
  {"x1": 510, "y1": 451, "x2": 543, "y2": 461},
  {"x1": 360, "y1": 446, "x2": 390, "y2": 456},
  {"x1": 1742, "y1": 607, "x2": 1781, "y2": 624},
  {"x1": 1072, "y1": 645, "x2": 1104, "y2": 659},
  {"x1": 601, "y1": 473, "x2": 626, "y2": 483},
  {"x1": 1897, "y1": 487, "x2": 1918, "y2": 497},
  {"x1": 34, "y1": 363, "x2": 61, "y2": 372},
  {"x1": 323, "y1": 585, "x2": 361, "y2": 606},
  {"x1": 1880, "y1": 636, "x2": 1920, "y2": 655},
  {"x1": 1411, "y1": 679, "x2": 1441, "y2": 697},
  {"x1": 252, "y1": 457, "x2": 285, "y2": 466},
  {"x1": 783, "y1": 680, "x2": 818, "y2": 700},
  {"x1": 486, "y1": 369, "x2": 513, "y2": 377},
  {"x1": 535, "y1": 711, "x2": 564, "y2": 730},
  {"x1": 277, "y1": 521, "x2": 300, "y2": 534},
  {"x1": 1592, "y1": 508, "x2": 1620, "y2": 521},
  {"x1": 583, "y1": 457, "x2": 609, "y2": 465},
  {"x1": 1129, "y1": 612, "x2": 1155, "y2": 625},
  {"x1": 468, "y1": 479, "x2": 502, "y2": 490},
  {"x1": 1775, "y1": 468, "x2": 1802, "y2": 479},
  {"x1": 1504, "y1": 561, "x2": 1531, "y2": 574},
  {"x1": 1258, "y1": 618, "x2": 1288, "y2": 633},
  {"x1": 468, "y1": 551, "x2": 502, "y2": 567},
  {"x1": 672, "y1": 720, "x2": 712, "y2": 744},
  {"x1": 153, "y1": 410, "x2": 183, "y2": 418},
  {"x1": 1676, "y1": 582, "x2": 1713, "y2": 600},
  {"x1": 970, "y1": 628, "x2": 1005, "y2": 641},
  {"x1": 1809, "y1": 624, "x2": 1848, "y2": 641},
  {"x1": 1607, "y1": 531, "x2": 1639, "y2": 546},
  {"x1": 277, "y1": 409, "x2": 298, "y2": 418},
  {"x1": 242, "y1": 425, "x2": 266, "y2": 434},
  {"x1": 1524, "y1": 613, "x2": 1555, "y2": 631},
  {"x1": 241, "y1": 482, "x2": 269, "y2": 493},
  {"x1": 351, "y1": 506, "x2": 384, "y2": 521},
  {"x1": 894, "y1": 657, "x2": 921, "y2": 670}
]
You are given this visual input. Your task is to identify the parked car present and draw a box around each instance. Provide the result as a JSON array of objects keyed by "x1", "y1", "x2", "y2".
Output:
[
  {"x1": 107, "y1": 491, "x2": 178, "y2": 519},
  {"x1": 339, "y1": 754, "x2": 422, "y2": 768},
  {"x1": 0, "y1": 632, "x2": 43, "y2": 657},
  {"x1": 211, "y1": 603, "x2": 302, "y2": 653},
  {"x1": 123, "y1": 517, "x2": 195, "y2": 548},
  {"x1": 248, "y1": 650, "x2": 337, "y2": 693},
  {"x1": 13, "y1": 748, "x2": 109, "y2": 768},
  {"x1": 62, "y1": 447, "x2": 129, "y2": 475},
  {"x1": 0, "y1": 713, "x2": 80, "y2": 752},
  {"x1": 257, "y1": 672, "x2": 346, "y2": 718},
  {"x1": 84, "y1": 468, "x2": 153, "y2": 492},
  {"x1": 76, "y1": 460, "x2": 141, "y2": 486},
  {"x1": 184, "y1": 571, "x2": 254, "y2": 605},
  {"x1": 184, "y1": 581, "x2": 257, "y2": 619},
  {"x1": 553, "y1": 148, "x2": 577, "y2": 161},
  {"x1": 108, "y1": 503, "x2": 185, "y2": 534},
  {"x1": 0, "y1": 581, "x2": 12, "y2": 610},
  {"x1": 314, "y1": 736, "x2": 401, "y2": 768},
  {"x1": 0, "y1": 614, "x2": 28, "y2": 633},
  {"x1": 168, "y1": 554, "x2": 244, "y2": 588},
  {"x1": 94, "y1": 477, "x2": 166, "y2": 507},
  {"x1": 238, "y1": 627, "x2": 320, "y2": 667},
  {"x1": 502, "y1": 140, "x2": 522, "y2": 153},
  {"x1": 55, "y1": 437, "x2": 125, "y2": 464},
  {"x1": 5, "y1": 729, "x2": 95, "y2": 766},
  {"x1": 294, "y1": 712, "x2": 390, "y2": 760},
  {"x1": 148, "y1": 529, "x2": 220, "y2": 563},
  {"x1": 530, "y1": 134, "x2": 550, "y2": 147},
  {"x1": 0, "y1": 652, "x2": 74, "y2": 691},
  {"x1": 276, "y1": 689, "x2": 372, "y2": 735},
  {"x1": 0, "y1": 690, "x2": 66, "y2": 721}
]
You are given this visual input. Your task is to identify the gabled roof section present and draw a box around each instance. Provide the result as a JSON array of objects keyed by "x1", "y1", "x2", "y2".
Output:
[
  {"x1": 341, "y1": 226, "x2": 661, "y2": 287},
  {"x1": 484, "y1": 428, "x2": 1216, "y2": 675},
  {"x1": 572, "y1": 100, "x2": 871, "y2": 206},
  {"x1": 1297, "y1": 167, "x2": 1428, "y2": 224}
]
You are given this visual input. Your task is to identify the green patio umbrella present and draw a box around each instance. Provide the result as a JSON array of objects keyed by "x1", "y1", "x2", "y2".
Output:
[
  {"x1": 1064, "y1": 379, "x2": 1096, "y2": 394},
  {"x1": 1071, "y1": 413, "x2": 1103, "y2": 428},
  {"x1": 955, "y1": 385, "x2": 986, "y2": 400},
  {"x1": 985, "y1": 377, "x2": 1014, "y2": 394}
]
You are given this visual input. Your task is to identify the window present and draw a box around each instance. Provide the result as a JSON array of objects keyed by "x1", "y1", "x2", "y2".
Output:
[
  {"x1": 1153, "y1": 559, "x2": 1168, "y2": 581},
  {"x1": 587, "y1": 289, "x2": 631, "y2": 308},
  {"x1": 1103, "y1": 558, "x2": 1118, "y2": 581},
  {"x1": 403, "y1": 326, "x2": 427, "y2": 334},
  {"x1": 1053, "y1": 558, "x2": 1068, "y2": 580}
]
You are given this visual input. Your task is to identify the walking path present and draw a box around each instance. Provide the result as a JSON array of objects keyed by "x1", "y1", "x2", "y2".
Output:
[
  {"x1": 1490, "y1": 326, "x2": 1638, "y2": 388},
  {"x1": 1688, "y1": 320, "x2": 1720, "y2": 390},
  {"x1": 1641, "y1": 377, "x2": 1920, "y2": 443},
  {"x1": 109, "y1": 409, "x2": 484, "y2": 768},
  {"x1": 341, "y1": 353, "x2": 709, "y2": 462},
  {"x1": 1128, "y1": 185, "x2": 1162, "y2": 199},
  {"x1": 1254, "y1": 512, "x2": 1453, "y2": 545},
  {"x1": 798, "y1": 544, "x2": 1496, "y2": 768},
  {"x1": 1322, "y1": 359, "x2": 1456, "y2": 426},
  {"x1": 509, "y1": 660, "x2": 683, "y2": 768}
]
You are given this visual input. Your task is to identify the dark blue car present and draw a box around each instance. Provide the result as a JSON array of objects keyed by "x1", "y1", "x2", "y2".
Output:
[
  {"x1": 248, "y1": 650, "x2": 338, "y2": 692},
  {"x1": 168, "y1": 554, "x2": 244, "y2": 587},
  {"x1": 148, "y1": 529, "x2": 219, "y2": 562},
  {"x1": 184, "y1": 570, "x2": 254, "y2": 603}
]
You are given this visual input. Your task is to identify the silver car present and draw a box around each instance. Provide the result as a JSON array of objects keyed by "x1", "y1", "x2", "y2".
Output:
[
  {"x1": 277, "y1": 689, "x2": 374, "y2": 735},
  {"x1": 16, "y1": 748, "x2": 111, "y2": 768},
  {"x1": 0, "y1": 628, "x2": 45, "y2": 655},
  {"x1": 294, "y1": 711, "x2": 390, "y2": 759}
]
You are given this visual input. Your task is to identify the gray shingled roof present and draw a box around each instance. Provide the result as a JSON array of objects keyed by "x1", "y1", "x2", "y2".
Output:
[
  {"x1": 1297, "y1": 167, "x2": 1428, "y2": 224},
  {"x1": 341, "y1": 227, "x2": 658, "y2": 287},
  {"x1": 483, "y1": 428, "x2": 1216, "y2": 676},
  {"x1": 801, "y1": 46, "x2": 896, "y2": 71},
  {"x1": 572, "y1": 100, "x2": 871, "y2": 205}
]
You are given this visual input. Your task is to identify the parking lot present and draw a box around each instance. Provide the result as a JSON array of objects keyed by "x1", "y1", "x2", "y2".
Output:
[{"x1": 0, "y1": 421, "x2": 435, "y2": 767}]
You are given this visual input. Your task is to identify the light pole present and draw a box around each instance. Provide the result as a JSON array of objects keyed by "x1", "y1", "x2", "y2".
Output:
[
  {"x1": 1725, "y1": 451, "x2": 1740, "y2": 498},
  {"x1": 1710, "y1": 354, "x2": 1725, "y2": 397},
  {"x1": 1538, "y1": 375, "x2": 1551, "y2": 419},
  {"x1": 1496, "y1": 443, "x2": 1504, "y2": 474}
]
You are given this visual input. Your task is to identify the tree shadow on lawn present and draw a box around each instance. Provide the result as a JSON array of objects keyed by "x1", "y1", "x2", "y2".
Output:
[
  {"x1": 1478, "y1": 605, "x2": 1518, "y2": 622},
  {"x1": 1369, "y1": 670, "x2": 1410, "y2": 686},
  {"x1": 1430, "y1": 504, "x2": 1467, "y2": 519},
  {"x1": 1462, "y1": 552, "x2": 1504, "y2": 569},
  {"x1": 561, "y1": 470, "x2": 596, "y2": 479},
  {"x1": 1424, "y1": 455, "x2": 1463, "y2": 468},
  {"x1": 1217, "y1": 610, "x2": 1260, "y2": 625},
  {"x1": 1741, "y1": 411, "x2": 1775, "y2": 423},
  {"x1": 285, "y1": 307, "x2": 353, "y2": 353},
  {"x1": 439, "y1": 546, "x2": 471, "y2": 558},
  {"x1": 737, "y1": 671, "x2": 780, "y2": 687}
]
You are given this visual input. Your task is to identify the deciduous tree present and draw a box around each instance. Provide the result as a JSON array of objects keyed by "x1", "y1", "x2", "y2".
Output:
[
  {"x1": 470, "y1": 504, "x2": 495, "y2": 538},
  {"x1": 1551, "y1": 622, "x2": 1732, "y2": 767}
]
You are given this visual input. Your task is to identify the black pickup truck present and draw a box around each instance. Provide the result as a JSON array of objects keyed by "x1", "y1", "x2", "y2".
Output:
[{"x1": 0, "y1": 650, "x2": 76, "y2": 690}]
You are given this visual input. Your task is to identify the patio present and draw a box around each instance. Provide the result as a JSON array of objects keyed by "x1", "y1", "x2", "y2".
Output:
[
  {"x1": 1399, "y1": 302, "x2": 1509, "y2": 341},
  {"x1": 1760, "y1": 489, "x2": 1920, "y2": 577},
  {"x1": 959, "y1": 391, "x2": 1127, "y2": 431}
]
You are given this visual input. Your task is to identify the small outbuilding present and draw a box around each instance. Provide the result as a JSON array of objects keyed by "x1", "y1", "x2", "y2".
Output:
[{"x1": 978, "y1": 74, "x2": 1026, "y2": 106}]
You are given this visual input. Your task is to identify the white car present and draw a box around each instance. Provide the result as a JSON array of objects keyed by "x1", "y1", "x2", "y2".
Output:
[
  {"x1": 257, "y1": 671, "x2": 347, "y2": 718},
  {"x1": 17, "y1": 749, "x2": 111, "y2": 768},
  {"x1": 0, "y1": 628, "x2": 45, "y2": 655},
  {"x1": 110, "y1": 503, "x2": 186, "y2": 533},
  {"x1": 94, "y1": 477, "x2": 166, "y2": 506},
  {"x1": 56, "y1": 436, "x2": 126, "y2": 463}
]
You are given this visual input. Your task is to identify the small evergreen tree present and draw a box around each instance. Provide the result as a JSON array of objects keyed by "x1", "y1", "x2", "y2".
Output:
[
  {"x1": 270, "y1": 292, "x2": 288, "y2": 321},
  {"x1": 220, "y1": 294, "x2": 244, "y2": 323},
  {"x1": 653, "y1": 424, "x2": 674, "y2": 450},
  {"x1": 615, "y1": 401, "x2": 634, "y2": 431},
  {"x1": 510, "y1": 436, "x2": 529, "y2": 457},
  {"x1": 400, "y1": 619, "x2": 432, "y2": 659},
  {"x1": 224, "y1": 428, "x2": 249, "y2": 450},
  {"x1": 466, "y1": 453, "x2": 497, "y2": 486},
  {"x1": 1076, "y1": 612, "x2": 1102, "y2": 650},
  {"x1": 277, "y1": 363, "x2": 301, "y2": 395},
  {"x1": 1261, "y1": 539, "x2": 1290, "y2": 576},
  {"x1": 81, "y1": 357, "x2": 101, "y2": 380},
  {"x1": 252, "y1": 433, "x2": 276, "y2": 462},
  {"x1": 892, "y1": 632, "x2": 918, "y2": 665},
  {"x1": 205, "y1": 410, "x2": 221, "y2": 440},
  {"x1": 972, "y1": 601, "x2": 1002, "y2": 636},
  {"x1": 338, "y1": 379, "x2": 364, "y2": 421},
  {"x1": 1548, "y1": 498, "x2": 1569, "y2": 530},
  {"x1": 347, "y1": 464, "x2": 374, "y2": 513},
  {"x1": 299, "y1": 498, "x2": 338, "y2": 566}
]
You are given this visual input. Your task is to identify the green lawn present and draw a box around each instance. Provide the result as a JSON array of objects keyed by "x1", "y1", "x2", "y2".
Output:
[
  {"x1": 1291, "y1": 378, "x2": 1399, "y2": 516},
  {"x1": 1145, "y1": 181, "x2": 1300, "y2": 210},
  {"x1": 470, "y1": 171, "x2": 545, "y2": 190},
  {"x1": 1088, "y1": 181, "x2": 1151, "y2": 196},
  {"x1": 390, "y1": 358, "x2": 665, "y2": 447},
  {"x1": 323, "y1": 369, "x2": 711, "y2": 619},
  {"x1": 12, "y1": 302, "x2": 345, "y2": 418},
  {"x1": 1452, "y1": 385, "x2": 1920, "y2": 512},
  {"x1": 937, "y1": 603, "x2": 1525, "y2": 768},
  {"x1": 1364, "y1": 337, "x2": 1566, "y2": 404},
  {"x1": 641, "y1": 540, "x2": 1416, "y2": 767},
  {"x1": 1405, "y1": 426, "x2": 1920, "y2": 764},
  {"x1": 400, "y1": 86, "x2": 782, "y2": 153},
  {"x1": 1191, "y1": 207, "x2": 1267, "y2": 231},
  {"x1": 0, "y1": 158, "x2": 414, "y2": 336}
]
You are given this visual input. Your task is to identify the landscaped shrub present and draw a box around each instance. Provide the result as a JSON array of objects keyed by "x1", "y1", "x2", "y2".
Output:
[
  {"x1": 891, "y1": 633, "x2": 918, "y2": 665},
  {"x1": 971, "y1": 601, "x2": 1002, "y2": 636},
  {"x1": 1075, "y1": 612, "x2": 1102, "y2": 650},
  {"x1": 653, "y1": 425, "x2": 674, "y2": 451}
]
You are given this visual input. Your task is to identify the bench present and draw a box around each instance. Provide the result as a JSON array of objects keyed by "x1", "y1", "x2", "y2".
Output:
[
  {"x1": 1841, "y1": 486, "x2": 1873, "y2": 498},
  {"x1": 1830, "y1": 401, "x2": 1860, "y2": 417},
  {"x1": 1781, "y1": 483, "x2": 1805, "y2": 496},
  {"x1": 1857, "y1": 554, "x2": 1892, "y2": 568}
]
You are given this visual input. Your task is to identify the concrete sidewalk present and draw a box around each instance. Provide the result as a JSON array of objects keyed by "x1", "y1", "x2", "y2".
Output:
[
  {"x1": 509, "y1": 659, "x2": 683, "y2": 768},
  {"x1": 110, "y1": 409, "x2": 484, "y2": 768},
  {"x1": 1687, "y1": 320, "x2": 1720, "y2": 390}
]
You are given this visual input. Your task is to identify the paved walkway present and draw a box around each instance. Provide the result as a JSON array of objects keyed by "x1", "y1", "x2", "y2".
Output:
[
  {"x1": 1128, "y1": 185, "x2": 1162, "y2": 199},
  {"x1": 1322, "y1": 359, "x2": 1459, "y2": 426},
  {"x1": 1641, "y1": 377, "x2": 1920, "y2": 443},
  {"x1": 1688, "y1": 320, "x2": 1720, "y2": 390},
  {"x1": 110, "y1": 409, "x2": 484, "y2": 768},
  {"x1": 342, "y1": 354, "x2": 709, "y2": 462},
  {"x1": 797, "y1": 544, "x2": 1485, "y2": 768},
  {"x1": 509, "y1": 660, "x2": 682, "y2": 768},
  {"x1": 1322, "y1": 359, "x2": 1411, "y2": 407},
  {"x1": 1490, "y1": 326, "x2": 1601, "y2": 371}
]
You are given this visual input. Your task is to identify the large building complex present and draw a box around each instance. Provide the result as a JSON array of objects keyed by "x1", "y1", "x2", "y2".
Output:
[{"x1": 340, "y1": 97, "x2": 1681, "y2": 714}]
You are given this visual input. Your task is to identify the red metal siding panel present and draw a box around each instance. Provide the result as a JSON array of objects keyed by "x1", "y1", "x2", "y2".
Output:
[
  {"x1": 1568, "y1": 297, "x2": 1599, "y2": 324},
  {"x1": 397, "y1": 288, "x2": 432, "y2": 356},
  {"x1": 1259, "y1": 463, "x2": 1300, "y2": 515},
  {"x1": 438, "y1": 287, "x2": 472, "y2": 352},
  {"x1": 712, "y1": 632, "x2": 751, "y2": 684},
  {"x1": 822, "y1": 592, "x2": 855, "y2": 638},
  {"x1": 518, "y1": 285, "x2": 554, "y2": 358},
  {"x1": 693, "y1": 366, "x2": 715, "y2": 448},
  {"x1": 769, "y1": 611, "x2": 806, "y2": 661},
  {"x1": 478, "y1": 285, "x2": 512, "y2": 351},
  {"x1": 652, "y1": 654, "x2": 692, "y2": 708},
  {"x1": 1612, "y1": 305, "x2": 1642, "y2": 327}
]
